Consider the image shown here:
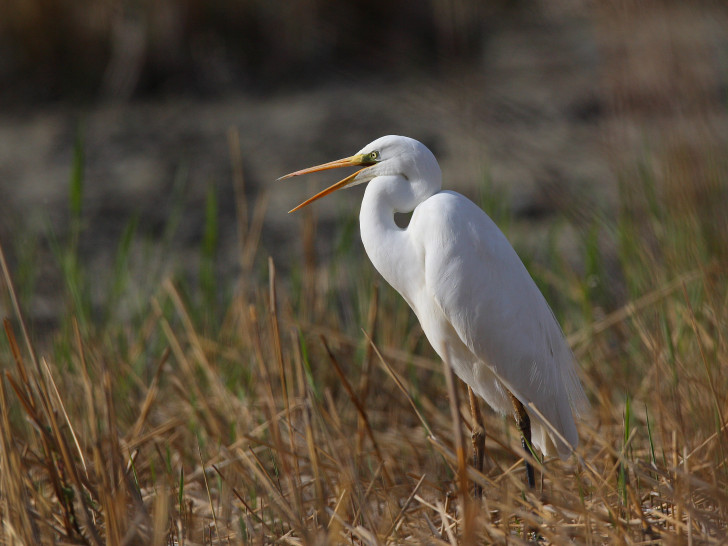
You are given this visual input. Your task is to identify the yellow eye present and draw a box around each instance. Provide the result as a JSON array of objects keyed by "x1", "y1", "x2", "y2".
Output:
[{"x1": 370, "y1": 151, "x2": 379, "y2": 160}]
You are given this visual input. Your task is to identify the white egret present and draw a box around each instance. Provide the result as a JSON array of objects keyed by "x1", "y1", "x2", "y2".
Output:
[{"x1": 279, "y1": 135, "x2": 587, "y2": 488}]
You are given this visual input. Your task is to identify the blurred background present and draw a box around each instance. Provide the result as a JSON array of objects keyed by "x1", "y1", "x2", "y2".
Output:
[{"x1": 0, "y1": 0, "x2": 726, "y2": 332}]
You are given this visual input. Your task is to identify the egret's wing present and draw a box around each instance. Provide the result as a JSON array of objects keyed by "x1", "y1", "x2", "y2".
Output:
[{"x1": 415, "y1": 191, "x2": 587, "y2": 457}]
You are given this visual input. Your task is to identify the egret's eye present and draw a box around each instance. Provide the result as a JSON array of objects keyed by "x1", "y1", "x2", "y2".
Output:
[{"x1": 369, "y1": 151, "x2": 379, "y2": 161}]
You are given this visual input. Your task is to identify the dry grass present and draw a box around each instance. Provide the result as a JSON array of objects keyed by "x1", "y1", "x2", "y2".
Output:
[{"x1": 1, "y1": 134, "x2": 727, "y2": 545}]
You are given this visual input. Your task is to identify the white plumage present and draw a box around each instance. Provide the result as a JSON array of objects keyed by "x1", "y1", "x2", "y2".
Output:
[{"x1": 280, "y1": 135, "x2": 587, "y2": 460}]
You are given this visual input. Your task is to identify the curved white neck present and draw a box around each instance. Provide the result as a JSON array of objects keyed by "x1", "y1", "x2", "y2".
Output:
[{"x1": 359, "y1": 174, "x2": 438, "y2": 303}]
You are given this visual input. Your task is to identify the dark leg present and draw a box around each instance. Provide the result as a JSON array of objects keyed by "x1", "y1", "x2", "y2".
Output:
[
  {"x1": 507, "y1": 391, "x2": 535, "y2": 489},
  {"x1": 468, "y1": 387, "x2": 486, "y2": 498}
]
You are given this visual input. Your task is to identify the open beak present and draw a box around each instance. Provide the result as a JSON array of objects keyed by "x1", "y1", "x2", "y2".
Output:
[{"x1": 278, "y1": 155, "x2": 369, "y2": 213}]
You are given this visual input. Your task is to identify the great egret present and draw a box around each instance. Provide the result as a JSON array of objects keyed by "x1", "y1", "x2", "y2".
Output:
[{"x1": 279, "y1": 135, "x2": 587, "y2": 488}]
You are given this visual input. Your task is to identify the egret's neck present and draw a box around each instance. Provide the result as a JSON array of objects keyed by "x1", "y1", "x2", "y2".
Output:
[{"x1": 359, "y1": 174, "x2": 437, "y2": 301}]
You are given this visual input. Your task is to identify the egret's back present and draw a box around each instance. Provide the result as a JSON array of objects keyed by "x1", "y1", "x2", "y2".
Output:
[{"x1": 406, "y1": 191, "x2": 587, "y2": 458}]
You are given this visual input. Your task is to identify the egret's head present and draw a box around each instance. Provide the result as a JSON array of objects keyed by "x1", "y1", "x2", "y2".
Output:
[{"x1": 278, "y1": 135, "x2": 440, "y2": 213}]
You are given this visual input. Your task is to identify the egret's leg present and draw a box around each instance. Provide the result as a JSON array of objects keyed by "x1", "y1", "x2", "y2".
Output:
[
  {"x1": 507, "y1": 391, "x2": 535, "y2": 489},
  {"x1": 467, "y1": 386, "x2": 485, "y2": 498}
]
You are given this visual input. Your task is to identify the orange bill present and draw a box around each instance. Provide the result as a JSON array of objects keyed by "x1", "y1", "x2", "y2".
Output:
[{"x1": 278, "y1": 154, "x2": 369, "y2": 213}]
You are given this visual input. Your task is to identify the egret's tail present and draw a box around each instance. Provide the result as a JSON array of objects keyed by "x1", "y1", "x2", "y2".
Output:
[{"x1": 530, "y1": 393, "x2": 579, "y2": 460}]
